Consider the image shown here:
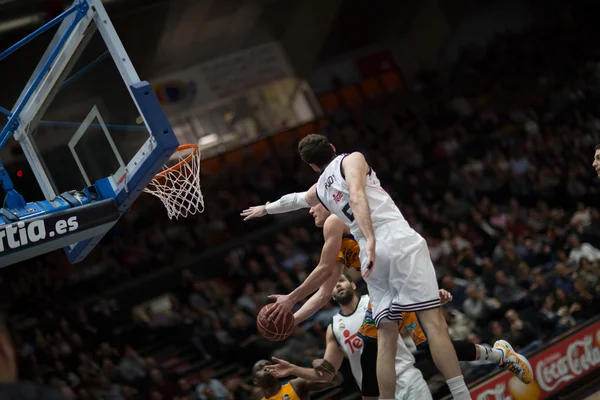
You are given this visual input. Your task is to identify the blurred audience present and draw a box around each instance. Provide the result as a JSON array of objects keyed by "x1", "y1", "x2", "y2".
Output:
[{"x1": 4, "y1": 20, "x2": 600, "y2": 400}]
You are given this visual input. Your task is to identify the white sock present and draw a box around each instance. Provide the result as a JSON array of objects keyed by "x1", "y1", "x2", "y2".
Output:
[
  {"x1": 476, "y1": 344, "x2": 502, "y2": 363},
  {"x1": 447, "y1": 375, "x2": 470, "y2": 400}
]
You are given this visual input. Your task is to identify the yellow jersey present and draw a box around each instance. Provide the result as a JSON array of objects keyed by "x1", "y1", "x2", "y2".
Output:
[
  {"x1": 262, "y1": 382, "x2": 301, "y2": 400},
  {"x1": 337, "y1": 234, "x2": 361, "y2": 271}
]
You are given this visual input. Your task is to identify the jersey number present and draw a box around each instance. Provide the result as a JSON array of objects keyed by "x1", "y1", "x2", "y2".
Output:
[{"x1": 342, "y1": 203, "x2": 355, "y2": 222}]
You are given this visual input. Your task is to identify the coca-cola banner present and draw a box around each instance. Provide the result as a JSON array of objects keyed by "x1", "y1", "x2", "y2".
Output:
[{"x1": 470, "y1": 319, "x2": 600, "y2": 400}]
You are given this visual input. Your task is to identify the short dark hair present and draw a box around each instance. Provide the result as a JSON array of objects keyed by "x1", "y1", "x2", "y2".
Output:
[
  {"x1": 298, "y1": 134, "x2": 335, "y2": 169},
  {"x1": 595, "y1": 143, "x2": 600, "y2": 150},
  {"x1": 340, "y1": 271, "x2": 354, "y2": 283}
]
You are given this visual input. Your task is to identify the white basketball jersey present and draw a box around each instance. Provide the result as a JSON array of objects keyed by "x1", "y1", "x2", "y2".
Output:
[
  {"x1": 331, "y1": 295, "x2": 415, "y2": 390},
  {"x1": 315, "y1": 154, "x2": 412, "y2": 237}
]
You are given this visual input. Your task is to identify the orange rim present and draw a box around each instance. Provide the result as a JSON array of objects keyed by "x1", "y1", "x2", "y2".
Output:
[{"x1": 154, "y1": 143, "x2": 199, "y2": 178}]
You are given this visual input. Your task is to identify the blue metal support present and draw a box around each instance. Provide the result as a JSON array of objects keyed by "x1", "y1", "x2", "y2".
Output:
[
  {"x1": 0, "y1": 0, "x2": 90, "y2": 151},
  {"x1": 0, "y1": 160, "x2": 26, "y2": 210},
  {"x1": 0, "y1": 106, "x2": 11, "y2": 118},
  {"x1": 0, "y1": 4, "x2": 80, "y2": 63}
]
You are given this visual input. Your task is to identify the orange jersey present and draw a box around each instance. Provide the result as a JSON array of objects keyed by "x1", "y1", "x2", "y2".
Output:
[
  {"x1": 262, "y1": 382, "x2": 301, "y2": 400},
  {"x1": 337, "y1": 234, "x2": 361, "y2": 271},
  {"x1": 358, "y1": 301, "x2": 429, "y2": 349}
]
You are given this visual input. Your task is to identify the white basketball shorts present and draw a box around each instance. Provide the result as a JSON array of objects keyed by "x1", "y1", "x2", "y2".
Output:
[
  {"x1": 357, "y1": 220, "x2": 441, "y2": 327},
  {"x1": 396, "y1": 367, "x2": 432, "y2": 400}
]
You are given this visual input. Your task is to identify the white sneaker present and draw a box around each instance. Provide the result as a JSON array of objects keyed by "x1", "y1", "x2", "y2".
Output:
[{"x1": 493, "y1": 339, "x2": 533, "y2": 384}]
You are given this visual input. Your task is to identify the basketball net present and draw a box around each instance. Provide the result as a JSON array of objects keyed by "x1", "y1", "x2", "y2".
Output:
[{"x1": 143, "y1": 144, "x2": 205, "y2": 219}]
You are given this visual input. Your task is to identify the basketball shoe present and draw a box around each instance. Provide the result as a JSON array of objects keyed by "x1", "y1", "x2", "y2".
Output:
[{"x1": 494, "y1": 339, "x2": 534, "y2": 384}]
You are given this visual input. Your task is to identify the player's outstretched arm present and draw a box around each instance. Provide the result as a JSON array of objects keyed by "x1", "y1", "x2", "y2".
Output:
[
  {"x1": 294, "y1": 262, "x2": 343, "y2": 324},
  {"x1": 287, "y1": 216, "x2": 345, "y2": 305},
  {"x1": 240, "y1": 184, "x2": 319, "y2": 220},
  {"x1": 341, "y1": 153, "x2": 377, "y2": 275},
  {"x1": 291, "y1": 371, "x2": 343, "y2": 395},
  {"x1": 267, "y1": 325, "x2": 345, "y2": 385},
  {"x1": 266, "y1": 215, "x2": 345, "y2": 324}
]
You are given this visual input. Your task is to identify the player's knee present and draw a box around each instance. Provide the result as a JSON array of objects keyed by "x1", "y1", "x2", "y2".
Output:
[
  {"x1": 377, "y1": 321, "x2": 399, "y2": 347},
  {"x1": 417, "y1": 308, "x2": 447, "y2": 334}
]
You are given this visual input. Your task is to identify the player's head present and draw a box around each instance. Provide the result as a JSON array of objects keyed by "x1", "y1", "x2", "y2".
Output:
[
  {"x1": 252, "y1": 359, "x2": 278, "y2": 388},
  {"x1": 593, "y1": 144, "x2": 600, "y2": 178},
  {"x1": 332, "y1": 273, "x2": 357, "y2": 306},
  {"x1": 309, "y1": 203, "x2": 331, "y2": 227},
  {"x1": 298, "y1": 134, "x2": 336, "y2": 172}
]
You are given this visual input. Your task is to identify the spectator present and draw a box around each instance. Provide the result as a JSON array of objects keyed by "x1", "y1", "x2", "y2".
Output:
[
  {"x1": 505, "y1": 309, "x2": 539, "y2": 351},
  {"x1": 568, "y1": 234, "x2": 600, "y2": 263},
  {"x1": 493, "y1": 270, "x2": 528, "y2": 307},
  {"x1": 119, "y1": 346, "x2": 147, "y2": 384},
  {"x1": 195, "y1": 369, "x2": 230, "y2": 400}
]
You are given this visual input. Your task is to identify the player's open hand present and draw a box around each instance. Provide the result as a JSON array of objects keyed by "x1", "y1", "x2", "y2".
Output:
[
  {"x1": 362, "y1": 239, "x2": 376, "y2": 278},
  {"x1": 266, "y1": 294, "x2": 294, "y2": 325},
  {"x1": 312, "y1": 358, "x2": 336, "y2": 379},
  {"x1": 240, "y1": 202, "x2": 269, "y2": 221},
  {"x1": 439, "y1": 289, "x2": 453, "y2": 305},
  {"x1": 266, "y1": 357, "x2": 294, "y2": 378}
]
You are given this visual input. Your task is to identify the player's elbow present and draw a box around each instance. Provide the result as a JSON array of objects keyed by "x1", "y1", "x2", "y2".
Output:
[
  {"x1": 348, "y1": 189, "x2": 366, "y2": 207},
  {"x1": 317, "y1": 262, "x2": 337, "y2": 278},
  {"x1": 314, "y1": 371, "x2": 335, "y2": 383},
  {"x1": 331, "y1": 372, "x2": 343, "y2": 386}
]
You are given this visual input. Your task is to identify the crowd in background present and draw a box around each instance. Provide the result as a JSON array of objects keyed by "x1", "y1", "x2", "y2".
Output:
[{"x1": 3, "y1": 19, "x2": 600, "y2": 400}]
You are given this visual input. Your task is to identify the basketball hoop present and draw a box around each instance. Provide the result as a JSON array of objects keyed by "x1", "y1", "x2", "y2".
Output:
[{"x1": 143, "y1": 143, "x2": 204, "y2": 219}]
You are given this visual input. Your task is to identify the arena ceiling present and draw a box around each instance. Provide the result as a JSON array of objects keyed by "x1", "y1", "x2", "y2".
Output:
[{"x1": 0, "y1": 0, "x2": 292, "y2": 82}]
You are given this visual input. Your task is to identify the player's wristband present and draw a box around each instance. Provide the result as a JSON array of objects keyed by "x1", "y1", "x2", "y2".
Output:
[{"x1": 266, "y1": 192, "x2": 309, "y2": 214}]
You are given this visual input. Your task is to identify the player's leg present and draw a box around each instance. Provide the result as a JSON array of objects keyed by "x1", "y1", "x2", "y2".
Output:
[
  {"x1": 416, "y1": 339, "x2": 532, "y2": 383},
  {"x1": 415, "y1": 308, "x2": 466, "y2": 382},
  {"x1": 360, "y1": 338, "x2": 380, "y2": 400},
  {"x1": 376, "y1": 321, "x2": 399, "y2": 399},
  {"x1": 392, "y1": 241, "x2": 470, "y2": 400},
  {"x1": 358, "y1": 240, "x2": 398, "y2": 400},
  {"x1": 396, "y1": 367, "x2": 432, "y2": 400}
]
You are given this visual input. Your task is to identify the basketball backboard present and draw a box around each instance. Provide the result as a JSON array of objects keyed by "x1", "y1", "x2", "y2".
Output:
[{"x1": 0, "y1": 0, "x2": 180, "y2": 267}]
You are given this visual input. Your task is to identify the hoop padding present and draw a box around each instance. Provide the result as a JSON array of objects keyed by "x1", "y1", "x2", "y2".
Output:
[{"x1": 143, "y1": 144, "x2": 204, "y2": 219}]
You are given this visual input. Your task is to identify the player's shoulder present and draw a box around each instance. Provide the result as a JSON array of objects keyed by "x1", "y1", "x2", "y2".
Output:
[
  {"x1": 341, "y1": 151, "x2": 367, "y2": 164},
  {"x1": 323, "y1": 214, "x2": 346, "y2": 234}
]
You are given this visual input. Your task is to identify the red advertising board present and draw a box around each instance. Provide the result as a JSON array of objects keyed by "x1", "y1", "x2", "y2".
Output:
[{"x1": 470, "y1": 320, "x2": 600, "y2": 399}]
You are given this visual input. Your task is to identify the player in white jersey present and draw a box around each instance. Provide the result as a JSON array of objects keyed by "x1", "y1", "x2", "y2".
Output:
[
  {"x1": 266, "y1": 273, "x2": 432, "y2": 400},
  {"x1": 241, "y1": 135, "x2": 471, "y2": 399},
  {"x1": 241, "y1": 134, "x2": 469, "y2": 399}
]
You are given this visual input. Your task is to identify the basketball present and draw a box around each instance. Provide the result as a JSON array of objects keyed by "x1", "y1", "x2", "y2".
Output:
[{"x1": 256, "y1": 303, "x2": 295, "y2": 341}]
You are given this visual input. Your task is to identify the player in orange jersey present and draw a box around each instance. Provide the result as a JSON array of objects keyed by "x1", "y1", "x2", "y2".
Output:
[{"x1": 252, "y1": 358, "x2": 342, "y2": 400}]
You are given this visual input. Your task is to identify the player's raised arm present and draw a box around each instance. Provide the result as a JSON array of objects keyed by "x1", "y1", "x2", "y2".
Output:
[
  {"x1": 266, "y1": 215, "x2": 345, "y2": 324},
  {"x1": 342, "y1": 152, "x2": 377, "y2": 275},
  {"x1": 240, "y1": 184, "x2": 319, "y2": 220}
]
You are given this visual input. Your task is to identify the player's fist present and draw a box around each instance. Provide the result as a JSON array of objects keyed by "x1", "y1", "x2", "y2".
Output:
[
  {"x1": 241, "y1": 202, "x2": 269, "y2": 221},
  {"x1": 439, "y1": 289, "x2": 453, "y2": 305},
  {"x1": 362, "y1": 239, "x2": 376, "y2": 278}
]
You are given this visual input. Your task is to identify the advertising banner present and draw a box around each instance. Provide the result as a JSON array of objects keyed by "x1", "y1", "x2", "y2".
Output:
[{"x1": 470, "y1": 320, "x2": 600, "y2": 399}]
